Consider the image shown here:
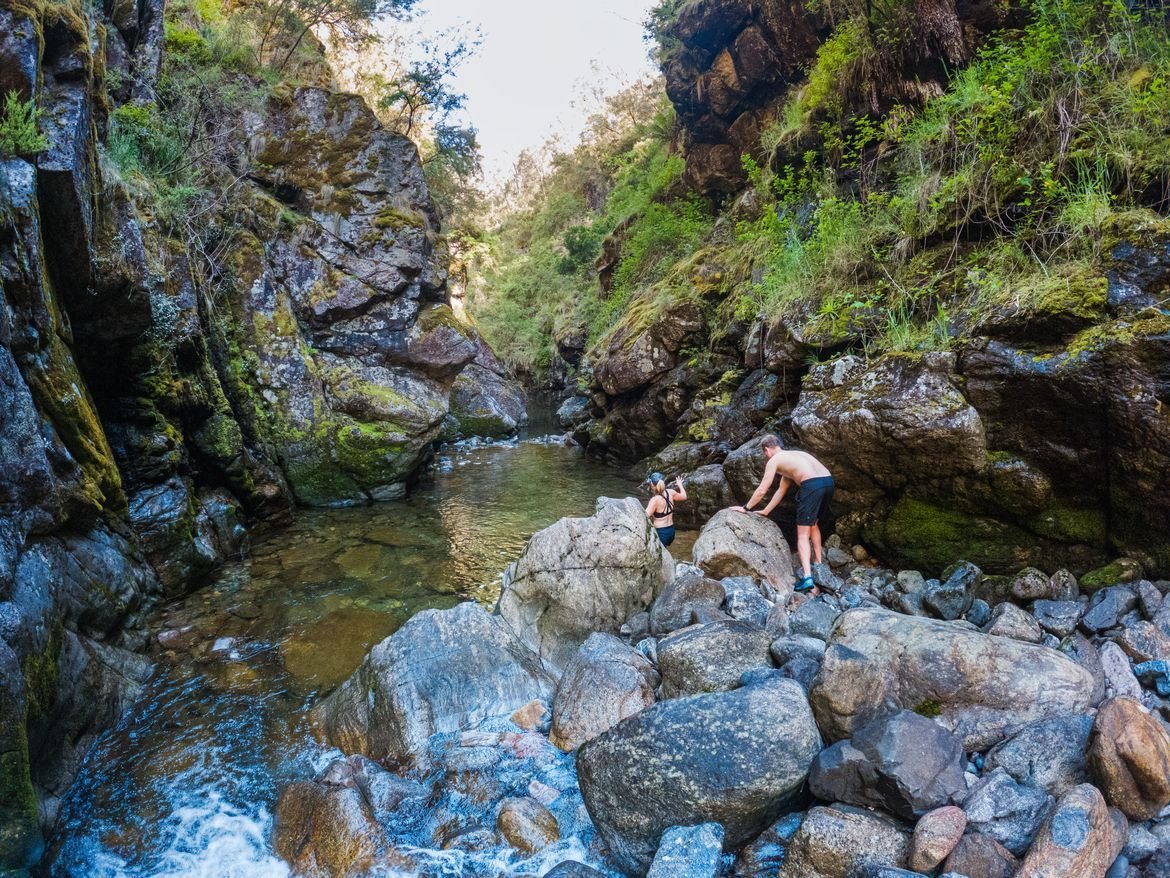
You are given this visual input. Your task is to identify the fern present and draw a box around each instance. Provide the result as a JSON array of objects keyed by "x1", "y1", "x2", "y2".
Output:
[{"x1": 0, "y1": 91, "x2": 49, "y2": 158}]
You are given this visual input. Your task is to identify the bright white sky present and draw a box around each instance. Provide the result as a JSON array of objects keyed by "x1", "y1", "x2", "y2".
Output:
[{"x1": 398, "y1": 0, "x2": 659, "y2": 182}]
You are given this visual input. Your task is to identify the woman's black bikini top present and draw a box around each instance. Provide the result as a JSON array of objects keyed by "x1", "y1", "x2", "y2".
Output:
[{"x1": 652, "y1": 491, "x2": 673, "y2": 520}]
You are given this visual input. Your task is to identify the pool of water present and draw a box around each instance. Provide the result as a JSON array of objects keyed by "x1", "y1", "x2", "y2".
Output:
[{"x1": 44, "y1": 435, "x2": 663, "y2": 877}]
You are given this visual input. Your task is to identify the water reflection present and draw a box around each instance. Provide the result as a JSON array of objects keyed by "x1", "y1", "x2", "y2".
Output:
[{"x1": 46, "y1": 438, "x2": 641, "y2": 876}]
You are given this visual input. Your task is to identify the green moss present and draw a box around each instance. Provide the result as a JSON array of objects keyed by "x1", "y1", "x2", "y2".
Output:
[
  {"x1": 373, "y1": 206, "x2": 425, "y2": 231},
  {"x1": 913, "y1": 698, "x2": 943, "y2": 718},
  {"x1": 872, "y1": 495, "x2": 1039, "y2": 574},
  {"x1": 1028, "y1": 504, "x2": 1107, "y2": 546},
  {"x1": 1079, "y1": 558, "x2": 1144, "y2": 592},
  {"x1": 335, "y1": 422, "x2": 409, "y2": 485}
]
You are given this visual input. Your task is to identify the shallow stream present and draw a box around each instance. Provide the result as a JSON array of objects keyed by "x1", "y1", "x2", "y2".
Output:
[{"x1": 45, "y1": 429, "x2": 682, "y2": 877}]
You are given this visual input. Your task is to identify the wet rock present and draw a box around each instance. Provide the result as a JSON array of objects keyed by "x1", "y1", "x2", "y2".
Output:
[
  {"x1": 657, "y1": 620, "x2": 772, "y2": 698},
  {"x1": 312, "y1": 602, "x2": 554, "y2": 772},
  {"x1": 720, "y1": 576, "x2": 771, "y2": 627},
  {"x1": 924, "y1": 562, "x2": 981, "y2": 621},
  {"x1": 496, "y1": 797, "x2": 559, "y2": 854},
  {"x1": 646, "y1": 823, "x2": 724, "y2": 878},
  {"x1": 965, "y1": 598, "x2": 992, "y2": 628},
  {"x1": 811, "y1": 608, "x2": 1097, "y2": 749},
  {"x1": 449, "y1": 339, "x2": 528, "y2": 439},
  {"x1": 577, "y1": 675, "x2": 821, "y2": 875},
  {"x1": 649, "y1": 568, "x2": 726, "y2": 636},
  {"x1": 909, "y1": 806, "x2": 967, "y2": 873},
  {"x1": 691, "y1": 509, "x2": 795, "y2": 597},
  {"x1": 962, "y1": 768, "x2": 1053, "y2": 855},
  {"x1": 779, "y1": 804, "x2": 912, "y2": 878},
  {"x1": 1034, "y1": 600, "x2": 1083, "y2": 638},
  {"x1": 1081, "y1": 559, "x2": 1145, "y2": 593},
  {"x1": 984, "y1": 714, "x2": 1093, "y2": 795},
  {"x1": 550, "y1": 633, "x2": 658, "y2": 752},
  {"x1": 273, "y1": 779, "x2": 387, "y2": 877},
  {"x1": 1089, "y1": 697, "x2": 1170, "y2": 820},
  {"x1": 1083, "y1": 586, "x2": 1140, "y2": 633},
  {"x1": 789, "y1": 596, "x2": 841, "y2": 641},
  {"x1": 556, "y1": 396, "x2": 591, "y2": 429},
  {"x1": 510, "y1": 699, "x2": 549, "y2": 731},
  {"x1": 497, "y1": 496, "x2": 672, "y2": 674},
  {"x1": 1016, "y1": 784, "x2": 1128, "y2": 878},
  {"x1": 942, "y1": 832, "x2": 1019, "y2": 878},
  {"x1": 985, "y1": 602, "x2": 1044, "y2": 642},
  {"x1": 545, "y1": 862, "x2": 608, "y2": 878},
  {"x1": 809, "y1": 710, "x2": 967, "y2": 820}
]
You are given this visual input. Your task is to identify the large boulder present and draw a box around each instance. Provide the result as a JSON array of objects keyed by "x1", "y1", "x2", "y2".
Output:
[
  {"x1": 1088, "y1": 696, "x2": 1170, "y2": 820},
  {"x1": 449, "y1": 335, "x2": 528, "y2": 439},
  {"x1": 778, "y1": 804, "x2": 912, "y2": 878},
  {"x1": 496, "y1": 497, "x2": 673, "y2": 675},
  {"x1": 550, "y1": 633, "x2": 658, "y2": 752},
  {"x1": 810, "y1": 608, "x2": 1097, "y2": 749},
  {"x1": 657, "y1": 620, "x2": 773, "y2": 698},
  {"x1": 311, "y1": 602, "x2": 554, "y2": 771},
  {"x1": 1015, "y1": 784, "x2": 1127, "y2": 878},
  {"x1": 808, "y1": 710, "x2": 967, "y2": 820},
  {"x1": 577, "y1": 675, "x2": 821, "y2": 875},
  {"x1": 984, "y1": 714, "x2": 1093, "y2": 796},
  {"x1": 691, "y1": 509, "x2": 795, "y2": 597}
]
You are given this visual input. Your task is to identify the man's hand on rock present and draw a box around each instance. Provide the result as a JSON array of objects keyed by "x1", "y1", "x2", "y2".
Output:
[{"x1": 730, "y1": 505, "x2": 746, "y2": 513}]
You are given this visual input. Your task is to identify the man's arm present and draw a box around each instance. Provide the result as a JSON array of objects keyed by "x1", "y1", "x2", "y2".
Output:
[
  {"x1": 734, "y1": 455, "x2": 779, "y2": 512},
  {"x1": 756, "y1": 476, "x2": 791, "y2": 516}
]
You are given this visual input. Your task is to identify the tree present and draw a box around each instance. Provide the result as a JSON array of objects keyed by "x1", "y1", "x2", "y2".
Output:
[
  {"x1": 249, "y1": 0, "x2": 419, "y2": 72},
  {"x1": 376, "y1": 29, "x2": 480, "y2": 138}
]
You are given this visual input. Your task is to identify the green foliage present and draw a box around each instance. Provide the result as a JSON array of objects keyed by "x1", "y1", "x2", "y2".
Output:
[{"x1": 0, "y1": 90, "x2": 49, "y2": 158}]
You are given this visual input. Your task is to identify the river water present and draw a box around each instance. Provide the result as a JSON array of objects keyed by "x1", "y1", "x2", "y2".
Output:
[{"x1": 45, "y1": 431, "x2": 674, "y2": 877}]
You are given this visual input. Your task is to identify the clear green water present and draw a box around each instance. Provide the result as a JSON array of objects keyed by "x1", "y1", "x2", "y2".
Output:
[{"x1": 45, "y1": 438, "x2": 645, "y2": 877}]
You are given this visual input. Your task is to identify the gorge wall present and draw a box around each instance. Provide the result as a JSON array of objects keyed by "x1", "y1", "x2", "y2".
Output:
[
  {"x1": 0, "y1": 0, "x2": 517, "y2": 868},
  {"x1": 570, "y1": 0, "x2": 1170, "y2": 578}
]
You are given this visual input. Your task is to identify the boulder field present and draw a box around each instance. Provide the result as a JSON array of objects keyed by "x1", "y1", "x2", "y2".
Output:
[{"x1": 299, "y1": 497, "x2": 1170, "y2": 877}]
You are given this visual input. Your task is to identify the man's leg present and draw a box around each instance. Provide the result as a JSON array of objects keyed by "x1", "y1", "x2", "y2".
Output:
[
  {"x1": 811, "y1": 521, "x2": 824, "y2": 565},
  {"x1": 797, "y1": 524, "x2": 813, "y2": 578}
]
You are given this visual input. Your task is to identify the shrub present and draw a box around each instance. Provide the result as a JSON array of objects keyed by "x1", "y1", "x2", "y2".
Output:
[{"x1": 0, "y1": 91, "x2": 48, "y2": 158}]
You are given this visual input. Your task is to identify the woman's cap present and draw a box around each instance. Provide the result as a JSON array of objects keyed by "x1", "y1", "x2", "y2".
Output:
[{"x1": 648, "y1": 471, "x2": 664, "y2": 485}]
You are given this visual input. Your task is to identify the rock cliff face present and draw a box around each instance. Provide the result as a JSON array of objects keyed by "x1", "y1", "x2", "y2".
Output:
[
  {"x1": 0, "y1": 0, "x2": 517, "y2": 867},
  {"x1": 660, "y1": 0, "x2": 1014, "y2": 192},
  {"x1": 575, "y1": 1, "x2": 1170, "y2": 578}
]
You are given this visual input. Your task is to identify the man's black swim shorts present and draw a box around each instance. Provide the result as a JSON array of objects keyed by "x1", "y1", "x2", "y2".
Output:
[{"x1": 795, "y1": 476, "x2": 835, "y2": 526}]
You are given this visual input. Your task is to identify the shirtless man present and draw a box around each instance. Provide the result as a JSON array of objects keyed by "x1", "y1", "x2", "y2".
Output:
[{"x1": 731, "y1": 434, "x2": 835, "y2": 594}]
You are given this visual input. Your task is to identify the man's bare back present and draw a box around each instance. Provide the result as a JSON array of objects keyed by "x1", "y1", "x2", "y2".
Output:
[{"x1": 765, "y1": 449, "x2": 831, "y2": 485}]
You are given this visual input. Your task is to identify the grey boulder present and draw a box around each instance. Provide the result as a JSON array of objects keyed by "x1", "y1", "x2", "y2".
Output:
[
  {"x1": 311, "y1": 602, "x2": 554, "y2": 771},
  {"x1": 550, "y1": 633, "x2": 658, "y2": 752},
  {"x1": 962, "y1": 768, "x2": 1053, "y2": 856},
  {"x1": 657, "y1": 620, "x2": 773, "y2": 698},
  {"x1": 497, "y1": 497, "x2": 673, "y2": 674},
  {"x1": 779, "y1": 804, "x2": 912, "y2": 878},
  {"x1": 808, "y1": 709, "x2": 967, "y2": 820},
  {"x1": 577, "y1": 675, "x2": 821, "y2": 875},
  {"x1": 810, "y1": 608, "x2": 1097, "y2": 749},
  {"x1": 650, "y1": 568, "x2": 725, "y2": 636},
  {"x1": 691, "y1": 509, "x2": 795, "y2": 597},
  {"x1": 983, "y1": 714, "x2": 1093, "y2": 796}
]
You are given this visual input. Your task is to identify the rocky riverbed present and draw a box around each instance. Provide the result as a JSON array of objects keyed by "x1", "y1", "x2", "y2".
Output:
[{"x1": 277, "y1": 496, "x2": 1170, "y2": 877}]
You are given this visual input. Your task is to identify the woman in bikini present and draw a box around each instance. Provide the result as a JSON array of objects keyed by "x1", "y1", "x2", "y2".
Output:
[{"x1": 645, "y1": 472, "x2": 686, "y2": 547}]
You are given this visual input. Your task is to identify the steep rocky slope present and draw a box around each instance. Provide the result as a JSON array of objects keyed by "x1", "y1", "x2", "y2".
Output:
[
  {"x1": 566, "y1": 0, "x2": 1170, "y2": 578},
  {"x1": 0, "y1": 0, "x2": 519, "y2": 868}
]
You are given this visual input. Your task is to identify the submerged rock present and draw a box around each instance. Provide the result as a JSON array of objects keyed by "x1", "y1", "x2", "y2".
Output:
[
  {"x1": 496, "y1": 797, "x2": 559, "y2": 854},
  {"x1": 497, "y1": 497, "x2": 673, "y2": 675},
  {"x1": 810, "y1": 608, "x2": 1097, "y2": 749},
  {"x1": 311, "y1": 602, "x2": 554, "y2": 771},
  {"x1": 577, "y1": 675, "x2": 821, "y2": 875}
]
